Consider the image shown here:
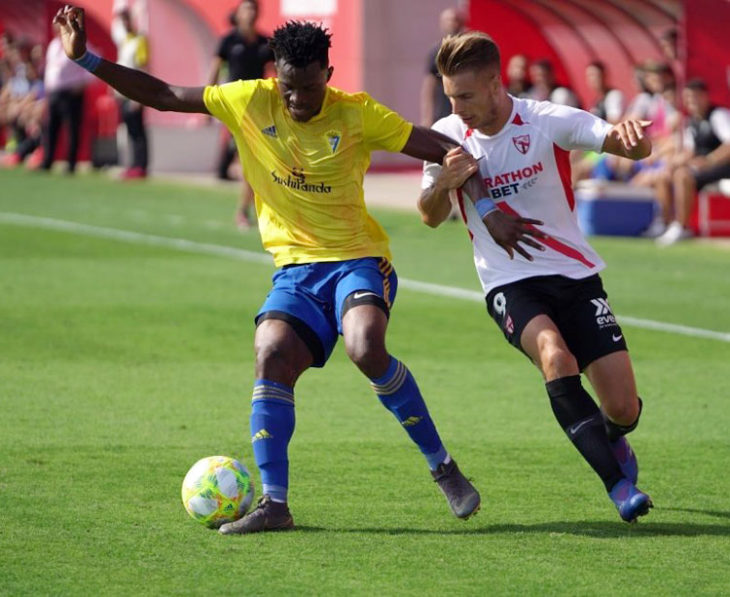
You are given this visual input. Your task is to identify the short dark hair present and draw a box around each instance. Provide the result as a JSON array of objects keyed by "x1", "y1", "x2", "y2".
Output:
[
  {"x1": 685, "y1": 78, "x2": 708, "y2": 92},
  {"x1": 269, "y1": 21, "x2": 332, "y2": 68},
  {"x1": 436, "y1": 31, "x2": 500, "y2": 77}
]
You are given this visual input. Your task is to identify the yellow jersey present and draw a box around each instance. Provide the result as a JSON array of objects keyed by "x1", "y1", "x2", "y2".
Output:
[{"x1": 204, "y1": 79, "x2": 413, "y2": 266}]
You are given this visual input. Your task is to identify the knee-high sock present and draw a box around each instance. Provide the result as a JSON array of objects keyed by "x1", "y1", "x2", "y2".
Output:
[
  {"x1": 370, "y1": 356, "x2": 447, "y2": 470},
  {"x1": 250, "y1": 379, "x2": 295, "y2": 503},
  {"x1": 546, "y1": 375, "x2": 623, "y2": 491},
  {"x1": 604, "y1": 397, "x2": 643, "y2": 441}
]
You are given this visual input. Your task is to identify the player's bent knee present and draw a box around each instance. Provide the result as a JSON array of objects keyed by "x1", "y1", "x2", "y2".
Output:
[
  {"x1": 254, "y1": 335, "x2": 311, "y2": 384},
  {"x1": 540, "y1": 346, "x2": 579, "y2": 380},
  {"x1": 603, "y1": 396, "x2": 639, "y2": 425},
  {"x1": 344, "y1": 333, "x2": 388, "y2": 375}
]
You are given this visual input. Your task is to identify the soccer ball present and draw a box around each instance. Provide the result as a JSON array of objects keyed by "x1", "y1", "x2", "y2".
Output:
[{"x1": 181, "y1": 455, "x2": 254, "y2": 528}]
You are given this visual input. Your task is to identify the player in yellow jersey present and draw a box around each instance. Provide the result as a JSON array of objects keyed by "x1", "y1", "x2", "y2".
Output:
[{"x1": 54, "y1": 6, "x2": 544, "y2": 534}]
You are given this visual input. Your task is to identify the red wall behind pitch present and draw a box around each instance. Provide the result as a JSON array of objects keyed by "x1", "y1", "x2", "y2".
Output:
[
  {"x1": 469, "y1": 0, "x2": 571, "y2": 93},
  {"x1": 684, "y1": 0, "x2": 730, "y2": 106}
]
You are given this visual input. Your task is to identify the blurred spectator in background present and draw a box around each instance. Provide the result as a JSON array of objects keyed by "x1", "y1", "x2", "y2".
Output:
[
  {"x1": 659, "y1": 28, "x2": 683, "y2": 82},
  {"x1": 586, "y1": 61, "x2": 679, "y2": 189},
  {"x1": 571, "y1": 61, "x2": 625, "y2": 183},
  {"x1": 505, "y1": 54, "x2": 529, "y2": 98},
  {"x1": 527, "y1": 58, "x2": 580, "y2": 107},
  {"x1": 624, "y1": 61, "x2": 680, "y2": 206},
  {"x1": 0, "y1": 36, "x2": 45, "y2": 167},
  {"x1": 627, "y1": 61, "x2": 678, "y2": 143},
  {"x1": 653, "y1": 79, "x2": 730, "y2": 245},
  {"x1": 112, "y1": 6, "x2": 149, "y2": 180},
  {"x1": 585, "y1": 61, "x2": 624, "y2": 124},
  {"x1": 40, "y1": 22, "x2": 91, "y2": 173},
  {"x1": 420, "y1": 7, "x2": 466, "y2": 127},
  {"x1": 208, "y1": 0, "x2": 274, "y2": 229}
]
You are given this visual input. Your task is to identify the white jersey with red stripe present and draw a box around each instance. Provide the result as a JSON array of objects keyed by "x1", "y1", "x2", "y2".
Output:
[{"x1": 422, "y1": 96, "x2": 613, "y2": 295}]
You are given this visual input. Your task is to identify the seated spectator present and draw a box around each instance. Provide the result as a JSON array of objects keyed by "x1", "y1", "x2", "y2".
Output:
[
  {"x1": 628, "y1": 61, "x2": 679, "y2": 145},
  {"x1": 653, "y1": 79, "x2": 730, "y2": 245},
  {"x1": 585, "y1": 61, "x2": 624, "y2": 124},
  {"x1": 0, "y1": 38, "x2": 45, "y2": 167},
  {"x1": 505, "y1": 54, "x2": 530, "y2": 98},
  {"x1": 1, "y1": 59, "x2": 45, "y2": 167},
  {"x1": 586, "y1": 61, "x2": 679, "y2": 187},
  {"x1": 571, "y1": 61, "x2": 625, "y2": 183},
  {"x1": 527, "y1": 58, "x2": 580, "y2": 107}
]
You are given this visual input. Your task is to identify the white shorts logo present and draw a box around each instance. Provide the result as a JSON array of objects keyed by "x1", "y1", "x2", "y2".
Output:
[
  {"x1": 493, "y1": 292, "x2": 507, "y2": 316},
  {"x1": 591, "y1": 298, "x2": 616, "y2": 328}
]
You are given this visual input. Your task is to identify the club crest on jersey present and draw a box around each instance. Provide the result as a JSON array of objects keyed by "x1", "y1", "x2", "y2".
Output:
[
  {"x1": 262, "y1": 125, "x2": 277, "y2": 138},
  {"x1": 512, "y1": 134, "x2": 530, "y2": 155},
  {"x1": 326, "y1": 130, "x2": 341, "y2": 153}
]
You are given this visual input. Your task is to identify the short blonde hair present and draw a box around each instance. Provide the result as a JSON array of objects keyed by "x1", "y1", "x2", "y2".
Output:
[{"x1": 436, "y1": 31, "x2": 501, "y2": 77}]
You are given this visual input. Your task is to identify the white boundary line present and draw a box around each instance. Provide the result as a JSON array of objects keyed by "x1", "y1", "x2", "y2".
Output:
[{"x1": 3, "y1": 211, "x2": 729, "y2": 344}]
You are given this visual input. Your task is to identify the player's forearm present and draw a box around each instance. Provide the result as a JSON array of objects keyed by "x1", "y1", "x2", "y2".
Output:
[
  {"x1": 461, "y1": 169, "x2": 490, "y2": 206},
  {"x1": 402, "y1": 126, "x2": 460, "y2": 164},
  {"x1": 418, "y1": 182, "x2": 453, "y2": 227},
  {"x1": 93, "y1": 59, "x2": 205, "y2": 113}
]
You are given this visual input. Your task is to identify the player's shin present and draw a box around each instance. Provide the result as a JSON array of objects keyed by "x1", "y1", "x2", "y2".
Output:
[
  {"x1": 250, "y1": 380, "x2": 296, "y2": 503},
  {"x1": 370, "y1": 356, "x2": 448, "y2": 470},
  {"x1": 545, "y1": 375, "x2": 623, "y2": 491}
]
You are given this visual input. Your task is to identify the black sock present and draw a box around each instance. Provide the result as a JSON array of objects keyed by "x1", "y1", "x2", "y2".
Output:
[
  {"x1": 546, "y1": 375, "x2": 623, "y2": 492},
  {"x1": 604, "y1": 397, "x2": 643, "y2": 441}
]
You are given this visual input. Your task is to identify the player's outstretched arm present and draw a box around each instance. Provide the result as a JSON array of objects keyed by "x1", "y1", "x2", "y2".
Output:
[
  {"x1": 602, "y1": 119, "x2": 652, "y2": 160},
  {"x1": 54, "y1": 6, "x2": 208, "y2": 114}
]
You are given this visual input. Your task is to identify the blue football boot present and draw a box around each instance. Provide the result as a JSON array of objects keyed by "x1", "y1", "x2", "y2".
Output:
[
  {"x1": 609, "y1": 479, "x2": 653, "y2": 522},
  {"x1": 610, "y1": 436, "x2": 638, "y2": 484}
]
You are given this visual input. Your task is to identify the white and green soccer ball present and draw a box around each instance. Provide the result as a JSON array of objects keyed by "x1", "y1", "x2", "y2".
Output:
[{"x1": 181, "y1": 456, "x2": 254, "y2": 528}]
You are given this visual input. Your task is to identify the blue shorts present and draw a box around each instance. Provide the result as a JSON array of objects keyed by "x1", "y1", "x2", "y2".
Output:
[{"x1": 256, "y1": 257, "x2": 398, "y2": 367}]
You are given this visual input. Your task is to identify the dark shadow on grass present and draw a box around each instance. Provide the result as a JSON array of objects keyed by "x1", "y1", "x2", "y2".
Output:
[
  {"x1": 663, "y1": 507, "x2": 730, "y2": 521},
  {"x1": 291, "y1": 520, "x2": 730, "y2": 538}
]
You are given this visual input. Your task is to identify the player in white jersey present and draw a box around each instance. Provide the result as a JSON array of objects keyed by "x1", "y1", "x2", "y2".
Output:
[{"x1": 419, "y1": 32, "x2": 654, "y2": 522}]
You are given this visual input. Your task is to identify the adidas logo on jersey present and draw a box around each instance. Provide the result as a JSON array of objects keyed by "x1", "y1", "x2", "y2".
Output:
[{"x1": 262, "y1": 125, "x2": 277, "y2": 137}]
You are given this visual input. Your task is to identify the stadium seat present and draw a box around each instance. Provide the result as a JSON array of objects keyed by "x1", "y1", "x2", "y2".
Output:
[{"x1": 697, "y1": 179, "x2": 730, "y2": 237}]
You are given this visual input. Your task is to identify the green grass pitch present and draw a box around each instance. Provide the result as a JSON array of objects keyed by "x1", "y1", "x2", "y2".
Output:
[{"x1": 1, "y1": 168, "x2": 729, "y2": 595}]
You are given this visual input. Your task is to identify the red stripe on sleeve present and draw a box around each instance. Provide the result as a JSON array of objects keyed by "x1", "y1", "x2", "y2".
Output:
[
  {"x1": 455, "y1": 189, "x2": 473, "y2": 240},
  {"x1": 553, "y1": 144, "x2": 575, "y2": 211}
]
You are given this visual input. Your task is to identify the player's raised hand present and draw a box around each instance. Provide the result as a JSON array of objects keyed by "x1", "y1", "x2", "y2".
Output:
[
  {"x1": 604, "y1": 119, "x2": 652, "y2": 160},
  {"x1": 53, "y1": 5, "x2": 87, "y2": 60},
  {"x1": 482, "y1": 209, "x2": 546, "y2": 261},
  {"x1": 613, "y1": 119, "x2": 651, "y2": 150},
  {"x1": 439, "y1": 147, "x2": 480, "y2": 190}
]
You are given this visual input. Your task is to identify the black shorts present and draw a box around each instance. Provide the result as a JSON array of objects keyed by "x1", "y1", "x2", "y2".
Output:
[{"x1": 485, "y1": 274, "x2": 628, "y2": 371}]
